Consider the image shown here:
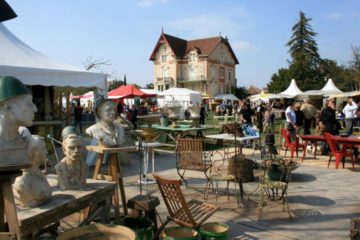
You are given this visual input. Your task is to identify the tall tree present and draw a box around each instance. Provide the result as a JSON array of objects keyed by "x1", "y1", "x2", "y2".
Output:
[
  {"x1": 268, "y1": 11, "x2": 322, "y2": 92},
  {"x1": 349, "y1": 45, "x2": 360, "y2": 90},
  {"x1": 287, "y1": 11, "x2": 320, "y2": 66}
]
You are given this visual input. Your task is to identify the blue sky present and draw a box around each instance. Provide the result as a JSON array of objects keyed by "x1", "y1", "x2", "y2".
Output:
[{"x1": 5, "y1": 0, "x2": 360, "y2": 88}]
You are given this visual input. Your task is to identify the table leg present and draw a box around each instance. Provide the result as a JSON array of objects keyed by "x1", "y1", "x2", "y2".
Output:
[
  {"x1": 2, "y1": 179, "x2": 20, "y2": 239},
  {"x1": 109, "y1": 154, "x2": 121, "y2": 218},
  {"x1": 314, "y1": 141, "x2": 318, "y2": 159},
  {"x1": 112, "y1": 154, "x2": 128, "y2": 216},
  {"x1": 151, "y1": 147, "x2": 155, "y2": 173},
  {"x1": 302, "y1": 140, "x2": 308, "y2": 162},
  {"x1": 93, "y1": 153, "x2": 103, "y2": 179},
  {"x1": 0, "y1": 186, "x2": 4, "y2": 232}
]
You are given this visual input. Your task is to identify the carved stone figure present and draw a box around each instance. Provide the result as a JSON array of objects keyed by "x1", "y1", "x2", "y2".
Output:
[
  {"x1": 14, "y1": 130, "x2": 52, "y2": 207},
  {"x1": 0, "y1": 76, "x2": 37, "y2": 169},
  {"x1": 86, "y1": 99, "x2": 125, "y2": 147},
  {"x1": 55, "y1": 134, "x2": 87, "y2": 190}
]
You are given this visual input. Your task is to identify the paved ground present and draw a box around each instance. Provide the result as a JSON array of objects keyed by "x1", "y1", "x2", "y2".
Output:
[{"x1": 48, "y1": 140, "x2": 360, "y2": 239}]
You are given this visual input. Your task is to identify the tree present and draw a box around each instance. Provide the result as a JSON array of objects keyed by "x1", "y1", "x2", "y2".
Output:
[
  {"x1": 349, "y1": 45, "x2": 360, "y2": 90},
  {"x1": 234, "y1": 86, "x2": 250, "y2": 100},
  {"x1": 83, "y1": 56, "x2": 111, "y2": 71},
  {"x1": 144, "y1": 83, "x2": 154, "y2": 89},
  {"x1": 268, "y1": 11, "x2": 323, "y2": 92},
  {"x1": 287, "y1": 11, "x2": 321, "y2": 67}
]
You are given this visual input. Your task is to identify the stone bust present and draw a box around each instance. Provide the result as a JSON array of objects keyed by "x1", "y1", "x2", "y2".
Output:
[
  {"x1": 14, "y1": 129, "x2": 52, "y2": 207},
  {"x1": 0, "y1": 76, "x2": 37, "y2": 169},
  {"x1": 55, "y1": 134, "x2": 87, "y2": 190},
  {"x1": 86, "y1": 99, "x2": 125, "y2": 147}
]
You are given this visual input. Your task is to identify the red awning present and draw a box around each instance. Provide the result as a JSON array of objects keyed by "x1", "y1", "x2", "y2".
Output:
[{"x1": 108, "y1": 85, "x2": 156, "y2": 99}]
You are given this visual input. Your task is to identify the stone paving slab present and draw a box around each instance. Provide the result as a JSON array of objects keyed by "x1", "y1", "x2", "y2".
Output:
[{"x1": 43, "y1": 145, "x2": 360, "y2": 239}]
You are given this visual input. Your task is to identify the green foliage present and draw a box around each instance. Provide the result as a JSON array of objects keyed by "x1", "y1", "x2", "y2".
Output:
[
  {"x1": 144, "y1": 83, "x2": 154, "y2": 89},
  {"x1": 234, "y1": 86, "x2": 250, "y2": 99}
]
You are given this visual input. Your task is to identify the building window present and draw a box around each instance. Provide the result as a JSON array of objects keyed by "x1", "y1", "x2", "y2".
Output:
[
  {"x1": 161, "y1": 55, "x2": 168, "y2": 62},
  {"x1": 219, "y1": 68, "x2": 225, "y2": 79},
  {"x1": 189, "y1": 53, "x2": 196, "y2": 62},
  {"x1": 220, "y1": 56, "x2": 224, "y2": 65},
  {"x1": 162, "y1": 67, "x2": 169, "y2": 79},
  {"x1": 189, "y1": 66, "x2": 196, "y2": 81},
  {"x1": 165, "y1": 84, "x2": 169, "y2": 90},
  {"x1": 228, "y1": 71, "x2": 231, "y2": 81},
  {"x1": 158, "y1": 85, "x2": 161, "y2": 91},
  {"x1": 211, "y1": 66, "x2": 216, "y2": 80}
]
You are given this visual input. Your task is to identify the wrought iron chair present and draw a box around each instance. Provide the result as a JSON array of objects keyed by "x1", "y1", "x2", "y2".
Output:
[
  {"x1": 153, "y1": 174, "x2": 219, "y2": 237},
  {"x1": 258, "y1": 158, "x2": 293, "y2": 221}
]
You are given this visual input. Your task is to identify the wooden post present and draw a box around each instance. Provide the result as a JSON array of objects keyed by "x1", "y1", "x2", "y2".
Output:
[{"x1": 0, "y1": 171, "x2": 22, "y2": 240}]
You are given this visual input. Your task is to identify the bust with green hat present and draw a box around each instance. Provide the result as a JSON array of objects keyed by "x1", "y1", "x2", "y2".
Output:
[
  {"x1": 86, "y1": 96, "x2": 125, "y2": 147},
  {"x1": 0, "y1": 76, "x2": 37, "y2": 170}
]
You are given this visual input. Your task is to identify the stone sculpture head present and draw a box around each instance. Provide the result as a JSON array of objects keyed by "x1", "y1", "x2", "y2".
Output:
[
  {"x1": 96, "y1": 99, "x2": 116, "y2": 124},
  {"x1": 62, "y1": 134, "x2": 83, "y2": 164},
  {"x1": 0, "y1": 76, "x2": 37, "y2": 127}
]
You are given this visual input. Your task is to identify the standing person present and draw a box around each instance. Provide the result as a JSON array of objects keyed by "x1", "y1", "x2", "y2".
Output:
[
  {"x1": 239, "y1": 103, "x2": 254, "y2": 125},
  {"x1": 301, "y1": 98, "x2": 318, "y2": 135},
  {"x1": 116, "y1": 101, "x2": 123, "y2": 115},
  {"x1": 342, "y1": 97, "x2": 358, "y2": 136},
  {"x1": 320, "y1": 98, "x2": 339, "y2": 135},
  {"x1": 199, "y1": 103, "x2": 207, "y2": 125},
  {"x1": 294, "y1": 103, "x2": 305, "y2": 135},
  {"x1": 130, "y1": 105, "x2": 138, "y2": 129},
  {"x1": 285, "y1": 101, "x2": 298, "y2": 142},
  {"x1": 73, "y1": 101, "x2": 83, "y2": 133}
]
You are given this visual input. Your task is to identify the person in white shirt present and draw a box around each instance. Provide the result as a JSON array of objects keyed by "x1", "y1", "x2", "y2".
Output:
[
  {"x1": 342, "y1": 97, "x2": 358, "y2": 135},
  {"x1": 285, "y1": 101, "x2": 297, "y2": 142}
]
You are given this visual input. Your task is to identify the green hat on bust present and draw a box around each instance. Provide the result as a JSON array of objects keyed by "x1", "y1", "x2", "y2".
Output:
[
  {"x1": 0, "y1": 76, "x2": 31, "y2": 102},
  {"x1": 61, "y1": 126, "x2": 79, "y2": 140}
]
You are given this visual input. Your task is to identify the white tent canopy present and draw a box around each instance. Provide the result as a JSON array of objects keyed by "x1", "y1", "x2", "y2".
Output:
[
  {"x1": 279, "y1": 79, "x2": 304, "y2": 97},
  {"x1": 302, "y1": 78, "x2": 343, "y2": 97},
  {"x1": 0, "y1": 23, "x2": 106, "y2": 88},
  {"x1": 214, "y1": 94, "x2": 239, "y2": 101},
  {"x1": 157, "y1": 88, "x2": 202, "y2": 119}
]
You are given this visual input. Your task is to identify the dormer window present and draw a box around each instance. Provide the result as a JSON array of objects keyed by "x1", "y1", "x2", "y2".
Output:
[
  {"x1": 189, "y1": 52, "x2": 196, "y2": 62},
  {"x1": 162, "y1": 55, "x2": 168, "y2": 62}
]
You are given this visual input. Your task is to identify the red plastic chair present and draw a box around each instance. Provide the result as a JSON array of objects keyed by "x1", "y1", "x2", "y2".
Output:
[
  {"x1": 280, "y1": 128, "x2": 305, "y2": 159},
  {"x1": 324, "y1": 133, "x2": 355, "y2": 169}
]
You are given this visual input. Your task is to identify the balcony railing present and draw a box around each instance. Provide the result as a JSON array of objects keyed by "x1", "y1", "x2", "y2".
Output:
[
  {"x1": 156, "y1": 77, "x2": 173, "y2": 84},
  {"x1": 177, "y1": 75, "x2": 207, "y2": 83}
]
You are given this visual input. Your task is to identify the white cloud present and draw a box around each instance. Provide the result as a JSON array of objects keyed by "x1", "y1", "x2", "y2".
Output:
[
  {"x1": 324, "y1": 13, "x2": 345, "y2": 20},
  {"x1": 136, "y1": 0, "x2": 168, "y2": 8},
  {"x1": 231, "y1": 40, "x2": 253, "y2": 52},
  {"x1": 166, "y1": 13, "x2": 250, "y2": 39}
]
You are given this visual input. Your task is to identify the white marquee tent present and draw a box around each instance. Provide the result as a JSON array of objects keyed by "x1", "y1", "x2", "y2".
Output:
[
  {"x1": 302, "y1": 78, "x2": 343, "y2": 97},
  {"x1": 0, "y1": 23, "x2": 106, "y2": 88},
  {"x1": 278, "y1": 79, "x2": 303, "y2": 98},
  {"x1": 157, "y1": 88, "x2": 202, "y2": 119}
]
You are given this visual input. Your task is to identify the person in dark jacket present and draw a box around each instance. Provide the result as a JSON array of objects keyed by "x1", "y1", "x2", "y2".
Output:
[
  {"x1": 73, "y1": 101, "x2": 83, "y2": 133},
  {"x1": 320, "y1": 99, "x2": 339, "y2": 135},
  {"x1": 199, "y1": 103, "x2": 207, "y2": 125}
]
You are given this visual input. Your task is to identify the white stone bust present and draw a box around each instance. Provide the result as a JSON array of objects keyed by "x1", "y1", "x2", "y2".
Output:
[
  {"x1": 86, "y1": 100, "x2": 125, "y2": 147},
  {"x1": 188, "y1": 103, "x2": 200, "y2": 118},
  {"x1": 13, "y1": 131, "x2": 52, "y2": 207},
  {"x1": 55, "y1": 134, "x2": 87, "y2": 190},
  {"x1": 0, "y1": 94, "x2": 37, "y2": 168}
]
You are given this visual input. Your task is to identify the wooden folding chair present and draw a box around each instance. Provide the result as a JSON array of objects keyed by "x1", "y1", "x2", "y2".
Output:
[
  {"x1": 152, "y1": 174, "x2": 219, "y2": 238},
  {"x1": 175, "y1": 138, "x2": 212, "y2": 187}
]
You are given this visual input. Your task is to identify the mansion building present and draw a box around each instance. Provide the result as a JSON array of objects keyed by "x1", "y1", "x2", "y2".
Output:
[{"x1": 149, "y1": 32, "x2": 239, "y2": 98}]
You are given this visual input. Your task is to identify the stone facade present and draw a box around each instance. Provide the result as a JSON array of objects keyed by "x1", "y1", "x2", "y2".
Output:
[{"x1": 150, "y1": 33, "x2": 239, "y2": 98}]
